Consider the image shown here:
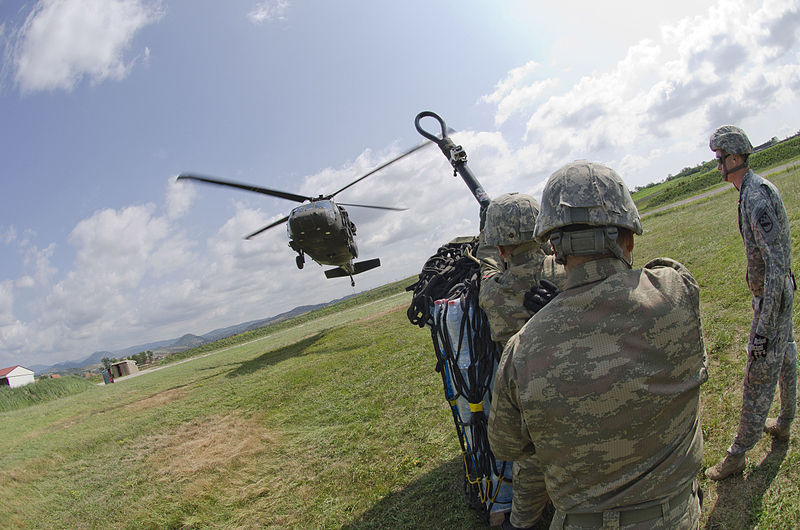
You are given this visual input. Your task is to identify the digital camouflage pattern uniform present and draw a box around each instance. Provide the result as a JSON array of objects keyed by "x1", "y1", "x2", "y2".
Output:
[
  {"x1": 729, "y1": 168, "x2": 797, "y2": 454},
  {"x1": 477, "y1": 193, "x2": 567, "y2": 528},
  {"x1": 479, "y1": 241, "x2": 566, "y2": 346},
  {"x1": 489, "y1": 257, "x2": 708, "y2": 529},
  {"x1": 490, "y1": 161, "x2": 706, "y2": 528}
]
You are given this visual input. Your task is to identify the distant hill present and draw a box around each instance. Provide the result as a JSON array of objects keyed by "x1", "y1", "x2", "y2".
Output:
[
  {"x1": 33, "y1": 294, "x2": 356, "y2": 375},
  {"x1": 28, "y1": 350, "x2": 114, "y2": 374}
]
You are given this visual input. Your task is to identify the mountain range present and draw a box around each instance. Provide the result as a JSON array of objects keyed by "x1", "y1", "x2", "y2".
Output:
[{"x1": 28, "y1": 296, "x2": 353, "y2": 374}]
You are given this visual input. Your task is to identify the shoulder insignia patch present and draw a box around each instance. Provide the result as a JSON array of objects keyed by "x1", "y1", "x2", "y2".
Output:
[{"x1": 758, "y1": 211, "x2": 774, "y2": 233}]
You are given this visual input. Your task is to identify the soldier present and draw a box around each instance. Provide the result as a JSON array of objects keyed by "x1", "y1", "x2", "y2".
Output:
[
  {"x1": 479, "y1": 192, "x2": 566, "y2": 346},
  {"x1": 478, "y1": 193, "x2": 566, "y2": 529},
  {"x1": 705, "y1": 125, "x2": 797, "y2": 481},
  {"x1": 489, "y1": 160, "x2": 708, "y2": 529}
]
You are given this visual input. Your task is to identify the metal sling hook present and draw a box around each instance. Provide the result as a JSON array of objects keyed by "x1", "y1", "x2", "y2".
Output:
[{"x1": 414, "y1": 111, "x2": 491, "y2": 214}]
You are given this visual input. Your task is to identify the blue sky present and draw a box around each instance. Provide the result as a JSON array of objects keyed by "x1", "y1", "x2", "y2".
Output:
[{"x1": 2, "y1": 0, "x2": 799, "y2": 368}]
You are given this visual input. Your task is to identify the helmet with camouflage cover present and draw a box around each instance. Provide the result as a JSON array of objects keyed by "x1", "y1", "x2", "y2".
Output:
[
  {"x1": 534, "y1": 160, "x2": 642, "y2": 265},
  {"x1": 535, "y1": 160, "x2": 642, "y2": 241},
  {"x1": 483, "y1": 192, "x2": 540, "y2": 246},
  {"x1": 709, "y1": 125, "x2": 753, "y2": 155}
]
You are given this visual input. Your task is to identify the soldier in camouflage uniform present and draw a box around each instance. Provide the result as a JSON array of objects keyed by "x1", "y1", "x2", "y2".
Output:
[
  {"x1": 479, "y1": 193, "x2": 567, "y2": 346},
  {"x1": 489, "y1": 161, "x2": 708, "y2": 529},
  {"x1": 705, "y1": 125, "x2": 797, "y2": 481},
  {"x1": 478, "y1": 193, "x2": 566, "y2": 529}
]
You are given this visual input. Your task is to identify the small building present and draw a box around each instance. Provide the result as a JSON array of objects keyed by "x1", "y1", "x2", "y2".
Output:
[
  {"x1": 0, "y1": 365, "x2": 35, "y2": 388},
  {"x1": 110, "y1": 360, "x2": 139, "y2": 378}
]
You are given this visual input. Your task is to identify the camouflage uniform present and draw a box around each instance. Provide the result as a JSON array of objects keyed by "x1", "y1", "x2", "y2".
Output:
[
  {"x1": 729, "y1": 169, "x2": 797, "y2": 454},
  {"x1": 490, "y1": 161, "x2": 707, "y2": 528},
  {"x1": 479, "y1": 241, "x2": 566, "y2": 346},
  {"x1": 478, "y1": 193, "x2": 567, "y2": 528},
  {"x1": 489, "y1": 257, "x2": 708, "y2": 528}
]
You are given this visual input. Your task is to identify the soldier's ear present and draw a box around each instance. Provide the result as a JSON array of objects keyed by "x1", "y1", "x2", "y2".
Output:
[{"x1": 618, "y1": 228, "x2": 634, "y2": 253}]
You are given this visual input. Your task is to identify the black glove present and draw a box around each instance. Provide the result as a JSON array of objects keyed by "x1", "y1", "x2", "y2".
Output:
[
  {"x1": 524, "y1": 279, "x2": 561, "y2": 313},
  {"x1": 750, "y1": 335, "x2": 768, "y2": 359}
]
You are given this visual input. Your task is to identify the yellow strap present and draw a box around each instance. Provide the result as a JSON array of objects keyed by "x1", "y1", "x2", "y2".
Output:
[{"x1": 469, "y1": 402, "x2": 483, "y2": 412}]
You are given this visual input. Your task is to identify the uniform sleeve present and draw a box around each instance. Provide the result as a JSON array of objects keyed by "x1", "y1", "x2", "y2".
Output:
[
  {"x1": 748, "y1": 190, "x2": 789, "y2": 340},
  {"x1": 643, "y1": 258, "x2": 709, "y2": 383},
  {"x1": 489, "y1": 339, "x2": 535, "y2": 461}
]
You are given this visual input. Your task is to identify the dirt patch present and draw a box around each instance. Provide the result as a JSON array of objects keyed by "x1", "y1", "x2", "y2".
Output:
[
  {"x1": 123, "y1": 386, "x2": 189, "y2": 412},
  {"x1": 145, "y1": 412, "x2": 278, "y2": 482}
]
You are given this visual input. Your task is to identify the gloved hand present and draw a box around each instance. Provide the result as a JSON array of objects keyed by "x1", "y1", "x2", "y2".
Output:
[
  {"x1": 750, "y1": 335, "x2": 768, "y2": 359},
  {"x1": 524, "y1": 279, "x2": 561, "y2": 313}
]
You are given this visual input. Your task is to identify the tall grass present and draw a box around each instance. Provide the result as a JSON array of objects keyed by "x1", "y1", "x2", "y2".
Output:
[{"x1": 0, "y1": 376, "x2": 96, "y2": 412}]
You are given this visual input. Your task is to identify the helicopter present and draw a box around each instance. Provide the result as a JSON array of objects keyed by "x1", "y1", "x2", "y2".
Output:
[{"x1": 177, "y1": 142, "x2": 428, "y2": 286}]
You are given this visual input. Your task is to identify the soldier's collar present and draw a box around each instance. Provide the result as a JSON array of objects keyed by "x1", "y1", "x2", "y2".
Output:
[
  {"x1": 738, "y1": 169, "x2": 755, "y2": 193},
  {"x1": 565, "y1": 257, "x2": 629, "y2": 290},
  {"x1": 507, "y1": 241, "x2": 541, "y2": 267}
]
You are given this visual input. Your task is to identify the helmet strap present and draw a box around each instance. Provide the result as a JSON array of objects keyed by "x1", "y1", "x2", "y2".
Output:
[
  {"x1": 725, "y1": 161, "x2": 748, "y2": 177},
  {"x1": 550, "y1": 226, "x2": 632, "y2": 268},
  {"x1": 721, "y1": 154, "x2": 748, "y2": 181}
]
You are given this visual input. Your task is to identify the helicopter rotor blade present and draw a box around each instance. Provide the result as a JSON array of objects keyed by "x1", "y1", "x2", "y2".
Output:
[
  {"x1": 244, "y1": 215, "x2": 291, "y2": 240},
  {"x1": 177, "y1": 174, "x2": 313, "y2": 203},
  {"x1": 327, "y1": 140, "x2": 431, "y2": 199},
  {"x1": 337, "y1": 202, "x2": 408, "y2": 211}
]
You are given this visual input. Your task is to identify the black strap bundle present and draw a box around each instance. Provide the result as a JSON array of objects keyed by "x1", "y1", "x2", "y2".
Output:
[
  {"x1": 406, "y1": 238, "x2": 481, "y2": 327},
  {"x1": 406, "y1": 238, "x2": 511, "y2": 520}
]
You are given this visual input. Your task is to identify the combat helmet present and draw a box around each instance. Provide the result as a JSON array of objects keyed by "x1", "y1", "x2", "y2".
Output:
[
  {"x1": 534, "y1": 160, "x2": 642, "y2": 265},
  {"x1": 483, "y1": 192, "x2": 540, "y2": 246},
  {"x1": 709, "y1": 125, "x2": 753, "y2": 155}
]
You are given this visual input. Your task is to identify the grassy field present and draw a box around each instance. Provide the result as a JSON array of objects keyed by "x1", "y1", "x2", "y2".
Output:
[{"x1": 1, "y1": 168, "x2": 799, "y2": 529}]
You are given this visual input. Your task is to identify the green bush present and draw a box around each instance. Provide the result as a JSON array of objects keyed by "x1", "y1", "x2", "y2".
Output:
[{"x1": 750, "y1": 135, "x2": 800, "y2": 169}]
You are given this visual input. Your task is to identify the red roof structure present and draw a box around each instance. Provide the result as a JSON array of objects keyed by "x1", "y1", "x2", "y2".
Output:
[{"x1": 0, "y1": 365, "x2": 24, "y2": 377}]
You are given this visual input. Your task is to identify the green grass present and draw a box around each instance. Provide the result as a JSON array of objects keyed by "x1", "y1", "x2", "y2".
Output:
[
  {"x1": 633, "y1": 135, "x2": 800, "y2": 213},
  {"x1": 0, "y1": 375, "x2": 96, "y2": 412},
  {"x1": 1, "y1": 169, "x2": 799, "y2": 529}
]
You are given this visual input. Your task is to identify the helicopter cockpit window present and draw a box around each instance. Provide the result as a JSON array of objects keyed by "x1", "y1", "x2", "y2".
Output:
[{"x1": 313, "y1": 200, "x2": 334, "y2": 210}]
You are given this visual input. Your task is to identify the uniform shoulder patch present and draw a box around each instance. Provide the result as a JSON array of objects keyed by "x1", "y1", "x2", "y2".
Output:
[{"x1": 757, "y1": 210, "x2": 774, "y2": 233}]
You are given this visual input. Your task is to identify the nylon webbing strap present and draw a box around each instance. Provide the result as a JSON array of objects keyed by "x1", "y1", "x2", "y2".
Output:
[{"x1": 406, "y1": 238, "x2": 510, "y2": 521}]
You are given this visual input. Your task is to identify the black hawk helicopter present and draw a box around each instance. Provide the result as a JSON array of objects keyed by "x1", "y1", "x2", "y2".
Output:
[{"x1": 177, "y1": 142, "x2": 428, "y2": 286}]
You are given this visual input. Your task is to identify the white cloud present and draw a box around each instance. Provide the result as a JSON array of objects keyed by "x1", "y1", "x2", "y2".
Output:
[
  {"x1": 481, "y1": 61, "x2": 558, "y2": 126},
  {"x1": 247, "y1": 0, "x2": 289, "y2": 25},
  {"x1": 16, "y1": 276, "x2": 36, "y2": 289},
  {"x1": 11, "y1": 0, "x2": 164, "y2": 93},
  {"x1": 475, "y1": 0, "x2": 800, "y2": 187},
  {"x1": 166, "y1": 177, "x2": 197, "y2": 220},
  {"x1": 0, "y1": 280, "x2": 15, "y2": 326},
  {"x1": 1, "y1": 226, "x2": 17, "y2": 244}
]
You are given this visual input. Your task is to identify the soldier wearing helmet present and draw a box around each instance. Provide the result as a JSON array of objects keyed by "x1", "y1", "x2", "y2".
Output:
[
  {"x1": 479, "y1": 192, "x2": 566, "y2": 346},
  {"x1": 489, "y1": 161, "x2": 708, "y2": 529},
  {"x1": 705, "y1": 126, "x2": 797, "y2": 481},
  {"x1": 477, "y1": 192, "x2": 566, "y2": 530}
]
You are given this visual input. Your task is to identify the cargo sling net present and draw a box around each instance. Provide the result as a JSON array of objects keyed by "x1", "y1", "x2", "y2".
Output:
[{"x1": 407, "y1": 237, "x2": 512, "y2": 521}]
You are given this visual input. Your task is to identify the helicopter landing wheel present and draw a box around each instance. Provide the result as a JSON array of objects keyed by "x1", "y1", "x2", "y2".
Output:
[{"x1": 296, "y1": 254, "x2": 305, "y2": 269}]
